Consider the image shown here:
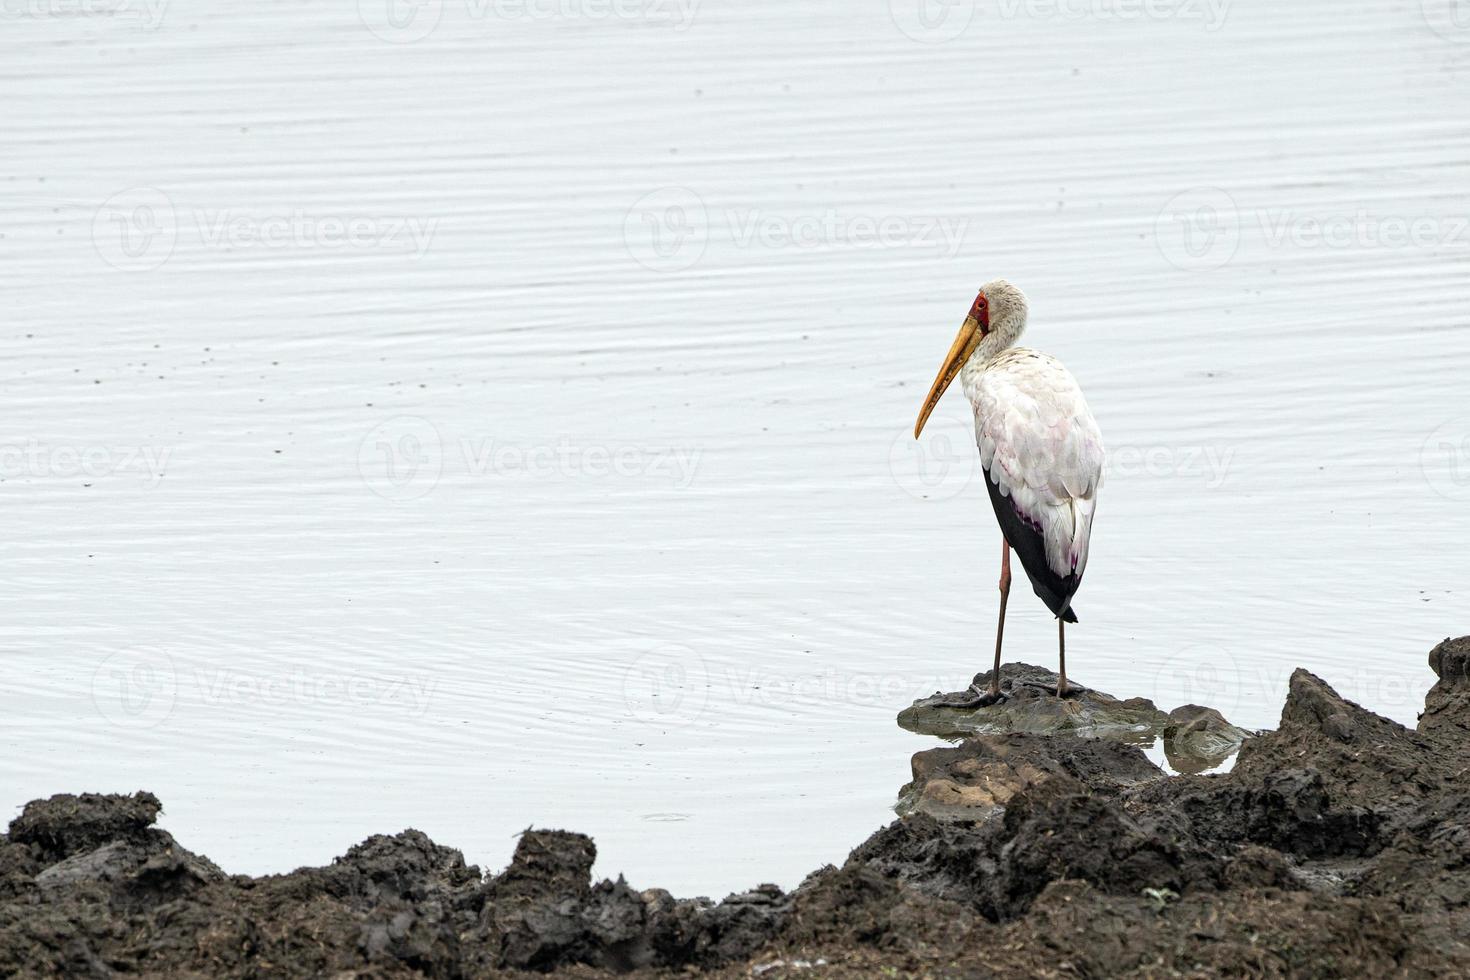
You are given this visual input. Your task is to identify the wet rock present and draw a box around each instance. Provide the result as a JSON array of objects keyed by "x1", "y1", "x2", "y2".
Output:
[
  {"x1": 1161, "y1": 704, "x2": 1253, "y2": 774},
  {"x1": 898, "y1": 663, "x2": 1171, "y2": 740},
  {"x1": 899, "y1": 662, "x2": 1253, "y2": 773},
  {"x1": 898, "y1": 732, "x2": 1162, "y2": 820}
]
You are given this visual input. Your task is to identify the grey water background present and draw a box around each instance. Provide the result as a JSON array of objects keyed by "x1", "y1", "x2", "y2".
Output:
[{"x1": 1, "y1": 0, "x2": 1467, "y2": 896}]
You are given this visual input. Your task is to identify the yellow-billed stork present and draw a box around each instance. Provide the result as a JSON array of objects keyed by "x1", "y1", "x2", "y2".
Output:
[{"x1": 913, "y1": 280, "x2": 1104, "y2": 699}]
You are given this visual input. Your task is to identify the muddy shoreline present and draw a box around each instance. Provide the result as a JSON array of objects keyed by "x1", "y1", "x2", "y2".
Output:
[{"x1": 5, "y1": 637, "x2": 1470, "y2": 977}]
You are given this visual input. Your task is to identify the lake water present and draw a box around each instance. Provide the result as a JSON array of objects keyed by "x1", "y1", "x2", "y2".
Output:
[{"x1": 2, "y1": 0, "x2": 1466, "y2": 898}]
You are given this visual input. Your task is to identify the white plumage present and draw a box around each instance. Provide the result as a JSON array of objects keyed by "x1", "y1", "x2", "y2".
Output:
[{"x1": 965, "y1": 347, "x2": 1104, "y2": 583}]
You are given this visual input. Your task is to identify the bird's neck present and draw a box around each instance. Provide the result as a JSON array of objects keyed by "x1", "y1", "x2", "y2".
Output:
[{"x1": 960, "y1": 309, "x2": 1027, "y2": 390}]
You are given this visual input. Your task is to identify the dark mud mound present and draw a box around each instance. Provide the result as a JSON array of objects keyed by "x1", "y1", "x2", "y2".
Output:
[
  {"x1": 5, "y1": 636, "x2": 1470, "y2": 977},
  {"x1": 0, "y1": 801, "x2": 788, "y2": 978}
]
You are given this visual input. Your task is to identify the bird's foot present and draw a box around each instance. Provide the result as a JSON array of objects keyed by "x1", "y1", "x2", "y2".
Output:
[
  {"x1": 948, "y1": 678, "x2": 1091, "y2": 707},
  {"x1": 949, "y1": 684, "x2": 1007, "y2": 708},
  {"x1": 973, "y1": 685, "x2": 1007, "y2": 707},
  {"x1": 1008, "y1": 679, "x2": 1090, "y2": 699}
]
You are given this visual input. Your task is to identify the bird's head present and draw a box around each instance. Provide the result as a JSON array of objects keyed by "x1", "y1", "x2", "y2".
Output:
[{"x1": 913, "y1": 279, "x2": 1028, "y2": 438}]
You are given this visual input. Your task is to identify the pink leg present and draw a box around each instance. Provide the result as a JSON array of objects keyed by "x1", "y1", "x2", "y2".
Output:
[
  {"x1": 990, "y1": 541, "x2": 1011, "y2": 696},
  {"x1": 1057, "y1": 618, "x2": 1068, "y2": 697}
]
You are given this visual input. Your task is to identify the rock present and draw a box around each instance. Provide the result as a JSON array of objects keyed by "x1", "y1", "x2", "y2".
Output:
[
  {"x1": 12, "y1": 791, "x2": 224, "y2": 911},
  {"x1": 1222, "y1": 844, "x2": 1297, "y2": 889},
  {"x1": 329, "y1": 829, "x2": 481, "y2": 907},
  {"x1": 0, "y1": 838, "x2": 42, "y2": 901},
  {"x1": 854, "y1": 784, "x2": 1225, "y2": 923},
  {"x1": 899, "y1": 662, "x2": 1253, "y2": 773},
  {"x1": 898, "y1": 663, "x2": 1172, "y2": 739},
  {"x1": 480, "y1": 829, "x2": 606, "y2": 970},
  {"x1": 34, "y1": 840, "x2": 138, "y2": 892},
  {"x1": 477, "y1": 828, "x2": 788, "y2": 973},
  {"x1": 1161, "y1": 704, "x2": 1253, "y2": 774},
  {"x1": 898, "y1": 733, "x2": 1162, "y2": 820},
  {"x1": 1236, "y1": 668, "x2": 1441, "y2": 806},
  {"x1": 1421, "y1": 635, "x2": 1470, "y2": 739},
  {"x1": 9, "y1": 791, "x2": 162, "y2": 864},
  {"x1": 987, "y1": 778, "x2": 1225, "y2": 916},
  {"x1": 357, "y1": 900, "x2": 462, "y2": 976}
]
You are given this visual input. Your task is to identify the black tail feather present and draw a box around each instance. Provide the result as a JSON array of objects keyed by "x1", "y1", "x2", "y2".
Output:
[{"x1": 984, "y1": 468, "x2": 1081, "y2": 623}]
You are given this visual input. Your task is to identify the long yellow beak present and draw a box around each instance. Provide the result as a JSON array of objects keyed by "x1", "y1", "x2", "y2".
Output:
[{"x1": 913, "y1": 316, "x2": 982, "y2": 438}]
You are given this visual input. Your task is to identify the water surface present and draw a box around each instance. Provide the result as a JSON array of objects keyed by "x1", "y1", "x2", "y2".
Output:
[{"x1": 1, "y1": 0, "x2": 1466, "y2": 896}]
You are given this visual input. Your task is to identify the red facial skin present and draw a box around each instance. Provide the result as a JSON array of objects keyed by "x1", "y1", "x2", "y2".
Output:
[{"x1": 969, "y1": 292, "x2": 990, "y2": 334}]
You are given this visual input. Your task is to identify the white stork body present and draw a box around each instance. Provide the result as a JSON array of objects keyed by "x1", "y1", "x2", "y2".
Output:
[
  {"x1": 913, "y1": 280, "x2": 1103, "y2": 696},
  {"x1": 964, "y1": 345, "x2": 1103, "y2": 622}
]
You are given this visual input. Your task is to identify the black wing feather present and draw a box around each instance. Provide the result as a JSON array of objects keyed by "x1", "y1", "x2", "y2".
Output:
[{"x1": 983, "y1": 466, "x2": 1080, "y2": 622}]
